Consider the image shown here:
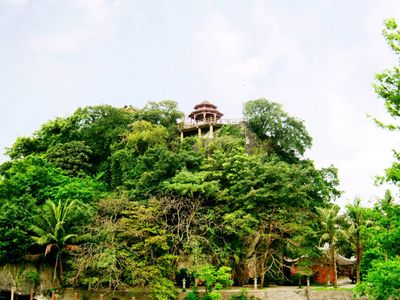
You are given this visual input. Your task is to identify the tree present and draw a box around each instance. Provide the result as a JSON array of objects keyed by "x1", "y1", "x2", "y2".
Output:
[
  {"x1": 363, "y1": 19, "x2": 400, "y2": 294},
  {"x1": 345, "y1": 198, "x2": 370, "y2": 282},
  {"x1": 46, "y1": 141, "x2": 92, "y2": 176},
  {"x1": 0, "y1": 194, "x2": 36, "y2": 264},
  {"x1": 356, "y1": 257, "x2": 400, "y2": 300},
  {"x1": 373, "y1": 19, "x2": 400, "y2": 188},
  {"x1": 374, "y1": 19, "x2": 400, "y2": 124},
  {"x1": 6, "y1": 105, "x2": 137, "y2": 179},
  {"x1": 200, "y1": 135, "x2": 339, "y2": 286},
  {"x1": 31, "y1": 199, "x2": 89, "y2": 285},
  {"x1": 70, "y1": 194, "x2": 178, "y2": 299},
  {"x1": 316, "y1": 205, "x2": 347, "y2": 288},
  {"x1": 138, "y1": 100, "x2": 184, "y2": 134},
  {"x1": 243, "y1": 99, "x2": 312, "y2": 161},
  {"x1": 194, "y1": 265, "x2": 233, "y2": 294},
  {"x1": 0, "y1": 155, "x2": 106, "y2": 205}
]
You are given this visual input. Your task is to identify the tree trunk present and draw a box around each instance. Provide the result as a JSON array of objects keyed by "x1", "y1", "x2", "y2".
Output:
[
  {"x1": 356, "y1": 238, "x2": 362, "y2": 282},
  {"x1": 332, "y1": 247, "x2": 338, "y2": 288},
  {"x1": 260, "y1": 270, "x2": 265, "y2": 288},
  {"x1": 53, "y1": 254, "x2": 59, "y2": 285},
  {"x1": 59, "y1": 253, "x2": 64, "y2": 283}
]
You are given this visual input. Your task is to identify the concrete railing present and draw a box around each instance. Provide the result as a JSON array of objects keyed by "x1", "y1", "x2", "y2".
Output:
[{"x1": 179, "y1": 118, "x2": 244, "y2": 129}]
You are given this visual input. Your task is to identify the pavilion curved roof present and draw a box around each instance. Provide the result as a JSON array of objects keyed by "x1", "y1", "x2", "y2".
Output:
[
  {"x1": 189, "y1": 100, "x2": 224, "y2": 119},
  {"x1": 194, "y1": 100, "x2": 218, "y2": 109}
]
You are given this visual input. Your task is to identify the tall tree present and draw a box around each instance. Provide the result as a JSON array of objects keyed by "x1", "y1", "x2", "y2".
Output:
[
  {"x1": 138, "y1": 100, "x2": 184, "y2": 134},
  {"x1": 70, "y1": 194, "x2": 177, "y2": 299},
  {"x1": 46, "y1": 141, "x2": 92, "y2": 176},
  {"x1": 374, "y1": 19, "x2": 400, "y2": 124},
  {"x1": 374, "y1": 19, "x2": 400, "y2": 188},
  {"x1": 316, "y1": 205, "x2": 347, "y2": 288},
  {"x1": 243, "y1": 99, "x2": 312, "y2": 161},
  {"x1": 345, "y1": 198, "x2": 370, "y2": 282},
  {"x1": 31, "y1": 199, "x2": 89, "y2": 284},
  {"x1": 0, "y1": 194, "x2": 36, "y2": 264}
]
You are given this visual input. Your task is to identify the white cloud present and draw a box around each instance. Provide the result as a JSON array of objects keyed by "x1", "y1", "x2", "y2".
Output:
[
  {"x1": 29, "y1": 0, "x2": 119, "y2": 54},
  {"x1": 1, "y1": 0, "x2": 30, "y2": 8},
  {"x1": 189, "y1": 3, "x2": 291, "y2": 111}
]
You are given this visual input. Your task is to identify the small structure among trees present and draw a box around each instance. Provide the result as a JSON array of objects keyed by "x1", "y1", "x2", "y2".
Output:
[
  {"x1": 311, "y1": 245, "x2": 356, "y2": 285},
  {"x1": 179, "y1": 100, "x2": 241, "y2": 139},
  {"x1": 287, "y1": 244, "x2": 356, "y2": 286}
]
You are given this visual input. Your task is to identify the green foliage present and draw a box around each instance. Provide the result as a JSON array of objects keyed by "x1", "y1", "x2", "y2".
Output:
[
  {"x1": 164, "y1": 169, "x2": 220, "y2": 198},
  {"x1": 216, "y1": 125, "x2": 243, "y2": 139},
  {"x1": 123, "y1": 120, "x2": 169, "y2": 155},
  {"x1": 203, "y1": 291, "x2": 222, "y2": 300},
  {"x1": 186, "y1": 287, "x2": 200, "y2": 300},
  {"x1": 368, "y1": 20, "x2": 400, "y2": 289},
  {"x1": 374, "y1": 19, "x2": 400, "y2": 122},
  {"x1": 31, "y1": 199, "x2": 91, "y2": 284},
  {"x1": 0, "y1": 155, "x2": 68, "y2": 204},
  {"x1": 69, "y1": 194, "x2": 174, "y2": 291},
  {"x1": 229, "y1": 289, "x2": 249, "y2": 300},
  {"x1": 137, "y1": 99, "x2": 184, "y2": 134},
  {"x1": 0, "y1": 155, "x2": 106, "y2": 205},
  {"x1": 24, "y1": 270, "x2": 41, "y2": 286},
  {"x1": 67, "y1": 105, "x2": 137, "y2": 173},
  {"x1": 315, "y1": 205, "x2": 349, "y2": 288},
  {"x1": 243, "y1": 99, "x2": 312, "y2": 161},
  {"x1": 5, "y1": 105, "x2": 137, "y2": 181},
  {"x1": 360, "y1": 192, "x2": 400, "y2": 280},
  {"x1": 374, "y1": 19, "x2": 400, "y2": 187},
  {"x1": 345, "y1": 198, "x2": 371, "y2": 282},
  {"x1": 147, "y1": 277, "x2": 178, "y2": 300},
  {"x1": 0, "y1": 194, "x2": 36, "y2": 264},
  {"x1": 46, "y1": 141, "x2": 92, "y2": 176},
  {"x1": 194, "y1": 265, "x2": 233, "y2": 293},
  {"x1": 0, "y1": 99, "x2": 341, "y2": 297},
  {"x1": 356, "y1": 257, "x2": 400, "y2": 300},
  {"x1": 6, "y1": 136, "x2": 42, "y2": 159}
]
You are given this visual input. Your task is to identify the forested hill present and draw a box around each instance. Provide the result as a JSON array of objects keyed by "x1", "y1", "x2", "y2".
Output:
[{"x1": 0, "y1": 98, "x2": 341, "y2": 296}]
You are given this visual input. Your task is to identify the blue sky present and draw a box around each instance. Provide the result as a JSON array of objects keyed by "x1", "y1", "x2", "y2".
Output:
[{"x1": 1, "y1": 0, "x2": 400, "y2": 206}]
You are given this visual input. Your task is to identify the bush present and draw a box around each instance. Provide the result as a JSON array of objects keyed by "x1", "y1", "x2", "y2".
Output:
[
  {"x1": 229, "y1": 289, "x2": 247, "y2": 300},
  {"x1": 148, "y1": 277, "x2": 178, "y2": 300},
  {"x1": 355, "y1": 257, "x2": 400, "y2": 300},
  {"x1": 186, "y1": 287, "x2": 200, "y2": 300},
  {"x1": 195, "y1": 265, "x2": 233, "y2": 293},
  {"x1": 24, "y1": 270, "x2": 40, "y2": 287}
]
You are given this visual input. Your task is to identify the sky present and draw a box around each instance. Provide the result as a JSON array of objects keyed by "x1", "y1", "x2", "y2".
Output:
[{"x1": 1, "y1": 0, "x2": 399, "y2": 207}]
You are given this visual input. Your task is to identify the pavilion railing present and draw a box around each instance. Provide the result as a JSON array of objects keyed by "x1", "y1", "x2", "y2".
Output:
[{"x1": 179, "y1": 118, "x2": 244, "y2": 129}]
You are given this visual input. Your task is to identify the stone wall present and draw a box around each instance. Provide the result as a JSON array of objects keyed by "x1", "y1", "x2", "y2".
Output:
[{"x1": 0, "y1": 264, "x2": 58, "y2": 296}]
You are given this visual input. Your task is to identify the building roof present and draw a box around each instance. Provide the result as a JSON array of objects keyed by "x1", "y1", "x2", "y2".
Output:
[
  {"x1": 189, "y1": 100, "x2": 224, "y2": 119},
  {"x1": 285, "y1": 244, "x2": 356, "y2": 266},
  {"x1": 193, "y1": 100, "x2": 218, "y2": 109}
]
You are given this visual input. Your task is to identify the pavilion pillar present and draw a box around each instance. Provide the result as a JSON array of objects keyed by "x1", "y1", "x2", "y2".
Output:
[
  {"x1": 210, "y1": 125, "x2": 214, "y2": 139},
  {"x1": 198, "y1": 127, "x2": 202, "y2": 139},
  {"x1": 180, "y1": 131, "x2": 184, "y2": 141}
]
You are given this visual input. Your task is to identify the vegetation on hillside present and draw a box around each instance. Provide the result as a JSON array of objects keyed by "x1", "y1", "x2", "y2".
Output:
[{"x1": 1, "y1": 19, "x2": 400, "y2": 300}]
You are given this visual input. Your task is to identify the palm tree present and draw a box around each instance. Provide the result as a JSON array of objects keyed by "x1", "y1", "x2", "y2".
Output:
[
  {"x1": 316, "y1": 205, "x2": 347, "y2": 288},
  {"x1": 31, "y1": 199, "x2": 80, "y2": 284},
  {"x1": 346, "y1": 198, "x2": 370, "y2": 283}
]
